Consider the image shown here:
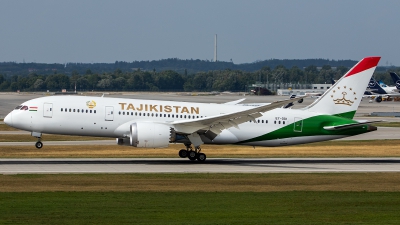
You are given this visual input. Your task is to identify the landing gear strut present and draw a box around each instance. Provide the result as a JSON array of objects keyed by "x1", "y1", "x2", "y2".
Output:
[{"x1": 178, "y1": 143, "x2": 207, "y2": 162}]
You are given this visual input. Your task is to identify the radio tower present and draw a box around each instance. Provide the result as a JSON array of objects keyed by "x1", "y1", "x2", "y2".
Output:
[{"x1": 214, "y1": 34, "x2": 217, "y2": 62}]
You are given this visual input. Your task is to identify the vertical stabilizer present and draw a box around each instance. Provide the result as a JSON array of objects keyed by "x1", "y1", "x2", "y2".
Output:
[
  {"x1": 306, "y1": 57, "x2": 381, "y2": 118},
  {"x1": 368, "y1": 77, "x2": 387, "y2": 94},
  {"x1": 390, "y1": 72, "x2": 400, "y2": 90}
]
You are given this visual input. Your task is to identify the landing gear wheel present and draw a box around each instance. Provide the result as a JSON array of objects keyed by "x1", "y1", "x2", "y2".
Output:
[
  {"x1": 188, "y1": 151, "x2": 197, "y2": 161},
  {"x1": 197, "y1": 153, "x2": 206, "y2": 162},
  {"x1": 179, "y1": 149, "x2": 188, "y2": 158},
  {"x1": 35, "y1": 141, "x2": 43, "y2": 149}
]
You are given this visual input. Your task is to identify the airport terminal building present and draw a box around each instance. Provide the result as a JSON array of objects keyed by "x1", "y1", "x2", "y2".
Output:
[{"x1": 277, "y1": 83, "x2": 331, "y2": 96}]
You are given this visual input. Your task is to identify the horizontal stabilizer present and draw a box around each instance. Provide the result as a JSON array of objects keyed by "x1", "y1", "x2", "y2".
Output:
[{"x1": 323, "y1": 120, "x2": 383, "y2": 130}]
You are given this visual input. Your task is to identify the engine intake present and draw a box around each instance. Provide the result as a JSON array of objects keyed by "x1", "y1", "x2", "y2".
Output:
[{"x1": 130, "y1": 122, "x2": 172, "y2": 148}]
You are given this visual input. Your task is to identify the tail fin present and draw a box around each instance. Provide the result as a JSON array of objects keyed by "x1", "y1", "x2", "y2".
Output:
[
  {"x1": 368, "y1": 77, "x2": 387, "y2": 94},
  {"x1": 389, "y1": 72, "x2": 400, "y2": 90},
  {"x1": 305, "y1": 56, "x2": 381, "y2": 119}
]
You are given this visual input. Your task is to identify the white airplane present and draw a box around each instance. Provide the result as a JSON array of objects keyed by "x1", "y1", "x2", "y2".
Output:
[
  {"x1": 365, "y1": 77, "x2": 400, "y2": 102},
  {"x1": 4, "y1": 57, "x2": 381, "y2": 162}
]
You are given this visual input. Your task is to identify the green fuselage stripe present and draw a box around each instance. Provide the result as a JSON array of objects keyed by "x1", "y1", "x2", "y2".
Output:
[{"x1": 237, "y1": 111, "x2": 368, "y2": 144}]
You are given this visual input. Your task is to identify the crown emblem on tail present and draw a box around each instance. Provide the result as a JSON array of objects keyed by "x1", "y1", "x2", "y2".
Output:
[{"x1": 331, "y1": 86, "x2": 357, "y2": 106}]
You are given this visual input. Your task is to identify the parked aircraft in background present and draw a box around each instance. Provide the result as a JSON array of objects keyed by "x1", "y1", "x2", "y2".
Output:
[
  {"x1": 389, "y1": 72, "x2": 400, "y2": 90},
  {"x1": 4, "y1": 57, "x2": 382, "y2": 162},
  {"x1": 365, "y1": 76, "x2": 400, "y2": 102}
]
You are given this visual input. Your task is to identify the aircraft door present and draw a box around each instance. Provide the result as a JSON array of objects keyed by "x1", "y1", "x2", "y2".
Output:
[
  {"x1": 43, "y1": 103, "x2": 53, "y2": 118},
  {"x1": 105, "y1": 106, "x2": 114, "y2": 121},
  {"x1": 294, "y1": 117, "x2": 303, "y2": 132}
]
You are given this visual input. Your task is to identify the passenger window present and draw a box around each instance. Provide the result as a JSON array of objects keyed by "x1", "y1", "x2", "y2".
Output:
[
  {"x1": 274, "y1": 121, "x2": 276, "y2": 124},
  {"x1": 73, "y1": 109, "x2": 76, "y2": 112},
  {"x1": 283, "y1": 121, "x2": 285, "y2": 124},
  {"x1": 86, "y1": 110, "x2": 88, "y2": 113},
  {"x1": 77, "y1": 109, "x2": 80, "y2": 112},
  {"x1": 61, "y1": 108, "x2": 63, "y2": 112},
  {"x1": 279, "y1": 121, "x2": 281, "y2": 124},
  {"x1": 94, "y1": 110, "x2": 96, "y2": 113},
  {"x1": 257, "y1": 120, "x2": 260, "y2": 123}
]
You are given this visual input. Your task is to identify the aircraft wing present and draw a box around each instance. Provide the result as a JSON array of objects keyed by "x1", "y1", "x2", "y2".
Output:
[
  {"x1": 170, "y1": 97, "x2": 303, "y2": 135},
  {"x1": 323, "y1": 120, "x2": 383, "y2": 130},
  {"x1": 223, "y1": 98, "x2": 246, "y2": 105}
]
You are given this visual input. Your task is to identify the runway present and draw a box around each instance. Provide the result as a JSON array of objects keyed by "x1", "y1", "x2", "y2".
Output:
[{"x1": 0, "y1": 158, "x2": 399, "y2": 174}]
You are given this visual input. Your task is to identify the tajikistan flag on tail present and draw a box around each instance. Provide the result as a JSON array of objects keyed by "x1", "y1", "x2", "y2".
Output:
[{"x1": 305, "y1": 57, "x2": 381, "y2": 119}]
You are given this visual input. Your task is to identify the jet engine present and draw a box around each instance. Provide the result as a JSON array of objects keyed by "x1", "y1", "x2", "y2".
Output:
[
  {"x1": 129, "y1": 122, "x2": 174, "y2": 148},
  {"x1": 375, "y1": 96, "x2": 382, "y2": 103}
]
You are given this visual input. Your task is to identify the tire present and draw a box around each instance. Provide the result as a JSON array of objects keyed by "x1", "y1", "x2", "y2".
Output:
[
  {"x1": 197, "y1": 153, "x2": 206, "y2": 162},
  {"x1": 188, "y1": 151, "x2": 197, "y2": 161},
  {"x1": 35, "y1": 141, "x2": 43, "y2": 149},
  {"x1": 179, "y1": 149, "x2": 188, "y2": 158},
  {"x1": 298, "y1": 99, "x2": 303, "y2": 103}
]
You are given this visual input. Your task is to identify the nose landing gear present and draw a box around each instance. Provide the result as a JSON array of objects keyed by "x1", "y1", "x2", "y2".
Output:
[
  {"x1": 35, "y1": 139, "x2": 43, "y2": 149},
  {"x1": 31, "y1": 132, "x2": 43, "y2": 149}
]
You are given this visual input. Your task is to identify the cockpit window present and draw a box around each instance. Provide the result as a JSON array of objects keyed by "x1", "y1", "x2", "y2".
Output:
[
  {"x1": 14, "y1": 105, "x2": 22, "y2": 110},
  {"x1": 20, "y1": 105, "x2": 29, "y2": 110}
]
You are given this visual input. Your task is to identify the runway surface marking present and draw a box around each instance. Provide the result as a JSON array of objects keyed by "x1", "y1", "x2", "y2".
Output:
[{"x1": 1, "y1": 158, "x2": 399, "y2": 174}]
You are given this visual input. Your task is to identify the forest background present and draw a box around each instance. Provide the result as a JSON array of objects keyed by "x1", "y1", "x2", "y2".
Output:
[{"x1": 0, "y1": 58, "x2": 396, "y2": 93}]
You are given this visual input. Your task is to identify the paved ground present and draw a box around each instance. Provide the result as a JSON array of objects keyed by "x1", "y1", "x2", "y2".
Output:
[{"x1": 0, "y1": 158, "x2": 399, "y2": 174}]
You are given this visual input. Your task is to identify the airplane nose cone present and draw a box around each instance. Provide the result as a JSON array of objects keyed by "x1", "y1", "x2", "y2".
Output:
[{"x1": 4, "y1": 112, "x2": 12, "y2": 126}]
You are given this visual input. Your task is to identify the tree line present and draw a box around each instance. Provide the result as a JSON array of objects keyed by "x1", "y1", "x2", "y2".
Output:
[
  {"x1": 0, "y1": 65, "x2": 398, "y2": 92},
  {"x1": 0, "y1": 58, "x2": 362, "y2": 76}
]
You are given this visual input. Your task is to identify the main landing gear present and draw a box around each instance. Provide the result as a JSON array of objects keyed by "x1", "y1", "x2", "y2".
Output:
[{"x1": 178, "y1": 143, "x2": 207, "y2": 162}]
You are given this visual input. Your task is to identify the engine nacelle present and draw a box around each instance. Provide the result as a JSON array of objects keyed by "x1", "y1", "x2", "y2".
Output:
[
  {"x1": 375, "y1": 96, "x2": 382, "y2": 103},
  {"x1": 130, "y1": 122, "x2": 173, "y2": 148}
]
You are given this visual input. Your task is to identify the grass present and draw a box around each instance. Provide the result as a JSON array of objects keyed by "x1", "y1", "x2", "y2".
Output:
[
  {"x1": 0, "y1": 124, "x2": 20, "y2": 131},
  {"x1": 1, "y1": 191, "x2": 400, "y2": 225},
  {"x1": 0, "y1": 174, "x2": 400, "y2": 224},
  {"x1": 373, "y1": 122, "x2": 400, "y2": 127},
  {"x1": 0, "y1": 134, "x2": 110, "y2": 142},
  {"x1": 1, "y1": 173, "x2": 400, "y2": 192},
  {"x1": 1, "y1": 139, "x2": 400, "y2": 158}
]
